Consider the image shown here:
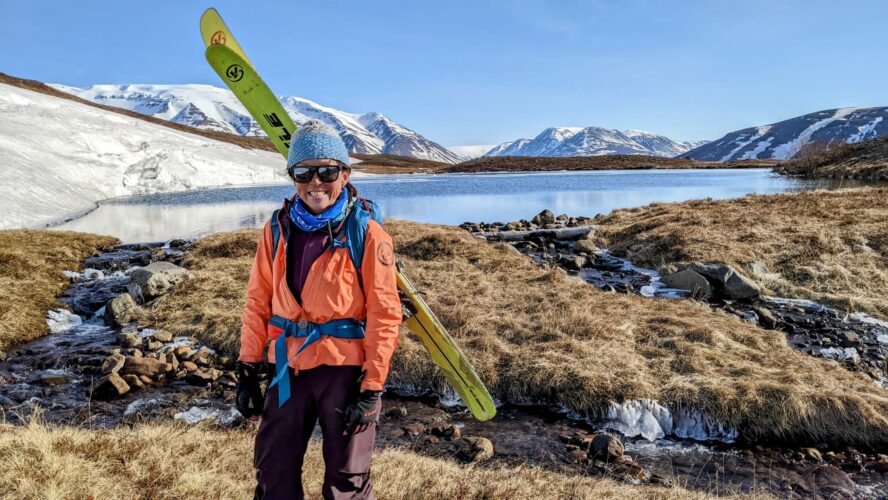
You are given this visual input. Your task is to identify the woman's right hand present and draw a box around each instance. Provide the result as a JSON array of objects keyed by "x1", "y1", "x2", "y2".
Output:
[{"x1": 235, "y1": 361, "x2": 265, "y2": 420}]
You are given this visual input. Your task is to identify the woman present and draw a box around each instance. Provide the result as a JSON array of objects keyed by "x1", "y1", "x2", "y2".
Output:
[{"x1": 235, "y1": 120, "x2": 402, "y2": 499}]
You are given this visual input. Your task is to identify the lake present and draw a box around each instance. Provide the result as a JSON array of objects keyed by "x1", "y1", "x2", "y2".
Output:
[{"x1": 53, "y1": 168, "x2": 868, "y2": 243}]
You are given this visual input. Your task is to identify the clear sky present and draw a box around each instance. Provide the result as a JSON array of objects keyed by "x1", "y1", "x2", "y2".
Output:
[{"x1": 1, "y1": 1, "x2": 886, "y2": 147}]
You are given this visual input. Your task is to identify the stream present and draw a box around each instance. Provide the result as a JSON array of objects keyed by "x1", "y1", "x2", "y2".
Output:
[{"x1": 1, "y1": 240, "x2": 886, "y2": 497}]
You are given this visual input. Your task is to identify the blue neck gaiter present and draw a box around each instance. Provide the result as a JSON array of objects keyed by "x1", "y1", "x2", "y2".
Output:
[{"x1": 288, "y1": 188, "x2": 349, "y2": 232}]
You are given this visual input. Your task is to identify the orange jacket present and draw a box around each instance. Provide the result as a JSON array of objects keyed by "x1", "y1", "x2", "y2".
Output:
[{"x1": 239, "y1": 202, "x2": 402, "y2": 391}]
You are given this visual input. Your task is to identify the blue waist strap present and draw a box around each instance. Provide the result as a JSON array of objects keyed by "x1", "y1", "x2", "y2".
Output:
[{"x1": 268, "y1": 315, "x2": 364, "y2": 407}]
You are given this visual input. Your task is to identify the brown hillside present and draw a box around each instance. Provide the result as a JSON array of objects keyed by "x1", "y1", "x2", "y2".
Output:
[
  {"x1": 777, "y1": 136, "x2": 888, "y2": 180},
  {"x1": 444, "y1": 155, "x2": 779, "y2": 173}
]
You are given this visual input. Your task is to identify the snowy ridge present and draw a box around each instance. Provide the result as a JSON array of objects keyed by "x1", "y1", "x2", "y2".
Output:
[
  {"x1": 686, "y1": 106, "x2": 888, "y2": 161},
  {"x1": 485, "y1": 127, "x2": 703, "y2": 158},
  {"x1": 50, "y1": 83, "x2": 460, "y2": 164},
  {"x1": 447, "y1": 144, "x2": 497, "y2": 160},
  {"x1": 0, "y1": 82, "x2": 283, "y2": 229}
]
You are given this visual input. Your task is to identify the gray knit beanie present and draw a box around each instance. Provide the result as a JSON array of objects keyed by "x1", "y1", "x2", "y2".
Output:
[{"x1": 287, "y1": 120, "x2": 350, "y2": 168}]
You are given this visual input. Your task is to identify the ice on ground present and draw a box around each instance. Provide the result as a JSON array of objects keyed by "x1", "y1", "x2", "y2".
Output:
[
  {"x1": 877, "y1": 334, "x2": 888, "y2": 345},
  {"x1": 819, "y1": 347, "x2": 861, "y2": 364},
  {"x1": 46, "y1": 309, "x2": 83, "y2": 333},
  {"x1": 601, "y1": 399, "x2": 737, "y2": 443},
  {"x1": 174, "y1": 406, "x2": 240, "y2": 426},
  {"x1": 850, "y1": 312, "x2": 888, "y2": 330},
  {"x1": 124, "y1": 397, "x2": 169, "y2": 416}
]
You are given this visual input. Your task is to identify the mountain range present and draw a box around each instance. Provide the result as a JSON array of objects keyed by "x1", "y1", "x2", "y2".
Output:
[
  {"x1": 485, "y1": 127, "x2": 706, "y2": 158},
  {"x1": 684, "y1": 107, "x2": 888, "y2": 161},
  {"x1": 49, "y1": 83, "x2": 463, "y2": 164}
]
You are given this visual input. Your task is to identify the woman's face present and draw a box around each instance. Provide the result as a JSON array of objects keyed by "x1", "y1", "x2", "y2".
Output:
[{"x1": 292, "y1": 158, "x2": 350, "y2": 214}]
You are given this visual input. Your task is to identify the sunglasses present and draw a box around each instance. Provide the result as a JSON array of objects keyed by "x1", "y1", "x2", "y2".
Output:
[{"x1": 288, "y1": 164, "x2": 343, "y2": 183}]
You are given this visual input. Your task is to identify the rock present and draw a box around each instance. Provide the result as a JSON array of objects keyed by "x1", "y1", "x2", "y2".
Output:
[
  {"x1": 39, "y1": 371, "x2": 70, "y2": 385},
  {"x1": 430, "y1": 424, "x2": 459, "y2": 439},
  {"x1": 746, "y1": 261, "x2": 769, "y2": 275},
  {"x1": 573, "y1": 239, "x2": 599, "y2": 254},
  {"x1": 503, "y1": 222, "x2": 522, "y2": 231},
  {"x1": 402, "y1": 422, "x2": 426, "y2": 437},
  {"x1": 589, "y1": 433, "x2": 624, "y2": 462},
  {"x1": 559, "y1": 255, "x2": 586, "y2": 271},
  {"x1": 146, "y1": 340, "x2": 163, "y2": 351},
  {"x1": 387, "y1": 406, "x2": 408, "y2": 418},
  {"x1": 804, "y1": 448, "x2": 823, "y2": 462},
  {"x1": 138, "y1": 374, "x2": 155, "y2": 386},
  {"x1": 186, "y1": 369, "x2": 216, "y2": 386},
  {"x1": 116, "y1": 331, "x2": 142, "y2": 349},
  {"x1": 531, "y1": 209, "x2": 556, "y2": 226},
  {"x1": 151, "y1": 330, "x2": 173, "y2": 342},
  {"x1": 753, "y1": 306, "x2": 777, "y2": 329},
  {"x1": 461, "y1": 437, "x2": 494, "y2": 462},
  {"x1": 181, "y1": 361, "x2": 199, "y2": 373},
  {"x1": 101, "y1": 353, "x2": 126, "y2": 375},
  {"x1": 569, "y1": 449, "x2": 589, "y2": 464},
  {"x1": 122, "y1": 356, "x2": 170, "y2": 378},
  {"x1": 686, "y1": 262, "x2": 733, "y2": 285},
  {"x1": 724, "y1": 271, "x2": 761, "y2": 300},
  {"x1": 104, "y1": 293, "x2": 137, "y2": 328},
  {"x1": 839, "y1": 331, "x2": 861, "y2": 346},
  {"x1": 127, "y1": 261, "x2": 189, "y2": 303},
  {"x1": 662, "y1": 269, "x2": 712, "y2": 299},
  {"x1": 90, "y1": 373, "x2": 130, "y2": 400}
]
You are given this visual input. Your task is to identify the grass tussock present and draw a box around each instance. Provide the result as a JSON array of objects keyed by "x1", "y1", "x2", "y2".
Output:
[
  {"x1": 595, "y1": 187, "x2": 888, "y2": 320},
  {"x1": 0, "y1": 230, "x2": 117, "y2": 353},
  {"x1": 148, "y1": 221, "x2": 888, "y2": 448},
  {"x1": 0, "y1": 419, "x2": 715, "y2": 500}
]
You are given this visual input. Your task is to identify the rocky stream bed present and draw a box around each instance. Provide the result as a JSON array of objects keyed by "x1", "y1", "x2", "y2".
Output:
[{"x1": 0, "y1": 233, "x2": 886, "y2": 498}]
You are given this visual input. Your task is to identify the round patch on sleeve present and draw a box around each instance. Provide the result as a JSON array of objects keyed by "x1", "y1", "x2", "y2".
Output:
[{"x1": 377, "y1": 242, "x2": 395, "y2": 266}]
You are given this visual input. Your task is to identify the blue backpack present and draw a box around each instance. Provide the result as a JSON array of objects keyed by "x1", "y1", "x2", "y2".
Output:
[{"x1": 269, "y1": 198, "x2": 384, "y2": 271}]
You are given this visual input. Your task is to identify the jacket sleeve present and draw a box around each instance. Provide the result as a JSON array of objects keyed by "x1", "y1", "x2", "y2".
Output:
[
  {"x1": 359, "y1": 221, "x2": 402, "y2": 391},
  {"x1": 239, "y1": 222, "x2": 275, "y2": 363}
]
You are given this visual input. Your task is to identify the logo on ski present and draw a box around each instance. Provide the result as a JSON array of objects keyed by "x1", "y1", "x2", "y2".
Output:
[
  {"x1": 210, "y1": 31, "x2": 227, "y2": 45},
  {"x1": 225, "y1": 64, "x2": 244, "y2": 82}
]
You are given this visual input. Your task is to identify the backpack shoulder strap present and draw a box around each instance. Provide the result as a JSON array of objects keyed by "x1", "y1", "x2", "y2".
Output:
[
  {"x1": 270, "y1": 209, "x2": 281, "y2": 262},
  {"x1": 344, "y1": 198, "x2": 382, "y2": 270}
]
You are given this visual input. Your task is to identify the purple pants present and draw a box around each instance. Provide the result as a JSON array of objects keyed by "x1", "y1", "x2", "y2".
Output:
[{"x1": 253, "y1": 365, "x2": 378, "y2": 500}]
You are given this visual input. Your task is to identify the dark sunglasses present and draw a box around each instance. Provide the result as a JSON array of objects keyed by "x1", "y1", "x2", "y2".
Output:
[{"x1": 288, "y1": 164, "x2": 343, "y2": 183}]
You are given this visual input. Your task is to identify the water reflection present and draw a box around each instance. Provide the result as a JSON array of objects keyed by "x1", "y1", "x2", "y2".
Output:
[{"x1": 53, "y1": 169, "x2": 875, "y2": 243}]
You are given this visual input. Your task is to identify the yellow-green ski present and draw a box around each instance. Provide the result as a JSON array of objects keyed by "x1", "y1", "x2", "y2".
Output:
[{"x1": 201, "y1": 8, "x2": 496, "y2": 421}]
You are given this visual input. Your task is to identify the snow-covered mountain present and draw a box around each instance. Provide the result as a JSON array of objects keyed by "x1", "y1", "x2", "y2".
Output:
[
  {"x1": 448, "y1": 144, "x2": 497, "y2": 160},
  {"x1": 485, "y1": 127, "x2": 703, "y2": 158},
  {"x1": 50, "y1": 83, "x2": 462, "y2": 164},
  {"x1": 685, "y1": 107, "x2": 888, "y2": 161},
  {"x1": 0, "y1": 82, "x2": 284, "y2": 229}
]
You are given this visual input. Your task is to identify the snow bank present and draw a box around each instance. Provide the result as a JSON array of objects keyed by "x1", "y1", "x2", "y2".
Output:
[{"x1": 0, "y1": 83, "x2": 285, "y2": 229}]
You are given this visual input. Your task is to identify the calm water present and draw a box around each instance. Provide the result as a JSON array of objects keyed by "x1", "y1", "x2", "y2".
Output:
[{"x1": 54, "y1": 169, "x2": 868, "y2": 243}]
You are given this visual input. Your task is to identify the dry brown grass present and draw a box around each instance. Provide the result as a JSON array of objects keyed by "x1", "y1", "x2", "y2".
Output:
[
  {"x1": 0, "y1": 418, "x2": 718, "y2": 500},
  {"x1": 0, "y1": 230, "x2": 117, "y2": 354},
  {"x1": 595, "y1": 187, "x2": 888, "y2": 320},
  {"x1": 147, "y1": 222, "x2": 888, "y2": 448},
  {"x1": 777, "y1": 136, "x2": 888, "y2": 180}
]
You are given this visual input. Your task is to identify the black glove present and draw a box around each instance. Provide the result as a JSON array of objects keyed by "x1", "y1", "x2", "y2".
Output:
[
  {"x1": 341, "y1": 390, "x2": 382, "y2": 437},
  {"x1": 235, "y1": 361, "x2": 265, "y2": 420}
]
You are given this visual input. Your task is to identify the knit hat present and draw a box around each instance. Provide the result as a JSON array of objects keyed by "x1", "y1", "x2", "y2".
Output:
[{"x1": 287, "y1": 120, "x2": 350, "y2": 168}]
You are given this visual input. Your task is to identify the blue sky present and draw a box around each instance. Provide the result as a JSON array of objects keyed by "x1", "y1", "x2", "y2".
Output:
[{"x1": 1, "y1": 1, "x2": 886, "y2": 147}]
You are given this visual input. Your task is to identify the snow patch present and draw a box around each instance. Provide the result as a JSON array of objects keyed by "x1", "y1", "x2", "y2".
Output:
[
  {"x1": 174, "y1": 405, "x2": 241, "y2": 426},
  {"x1": 771, "y1": 107, "x2": 858, "y2": 159}
]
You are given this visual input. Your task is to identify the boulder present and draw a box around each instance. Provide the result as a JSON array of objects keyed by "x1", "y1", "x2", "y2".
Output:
[
  {"x1": 752, "y1": 306, "x2": 777, "y2": 329},
  {"x1": 589, "y1": 433, "x2": 624, "y2": 462},
  {"x1": 90, "y1": 373, "x2": 130, "y2": 400},
  {"x1": 662, "y1": 270, "x2": 712, "y2": 299},
  {"x1": 531, "y1": 209, "x2": 556, "y2": 226},
  {"x1": 559, "y1": 255, "x2": 587, "y2": 271},
  {"x1": 461, "y1": 437, "x2": 494, "y2": 462},
  {"x1": 104, "y1": 293, "x2": 137, "y2": 328},
  {"x1": 116, "y1": 331, "x2": 142, "y2": 349},
  {"x1": 724, "y1": 271, "x2": 761, "y2": 300},
  {"x1": 573, "y1": 239, "x2": 599, "y2": 254},
  {"x1": 151, "y1": 330, "x2": 173, "y2": 342},
  {"x1": 122, "y1": 356, "x2": 171, "y2": 378},
  {"x1": 101, "y1": 353, "x2": 126, "y2": 375},
  {"x1": 127, "y1": 261, "x2": 189, "y2": 303},
  {"x1": 686, "y1": 262, "x2": 733, "y2": 285}
]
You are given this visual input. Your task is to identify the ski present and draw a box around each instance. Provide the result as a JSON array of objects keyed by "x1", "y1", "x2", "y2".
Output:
[{"x1": 201, "y1": 8, "x2": 496, "y2": 421}]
